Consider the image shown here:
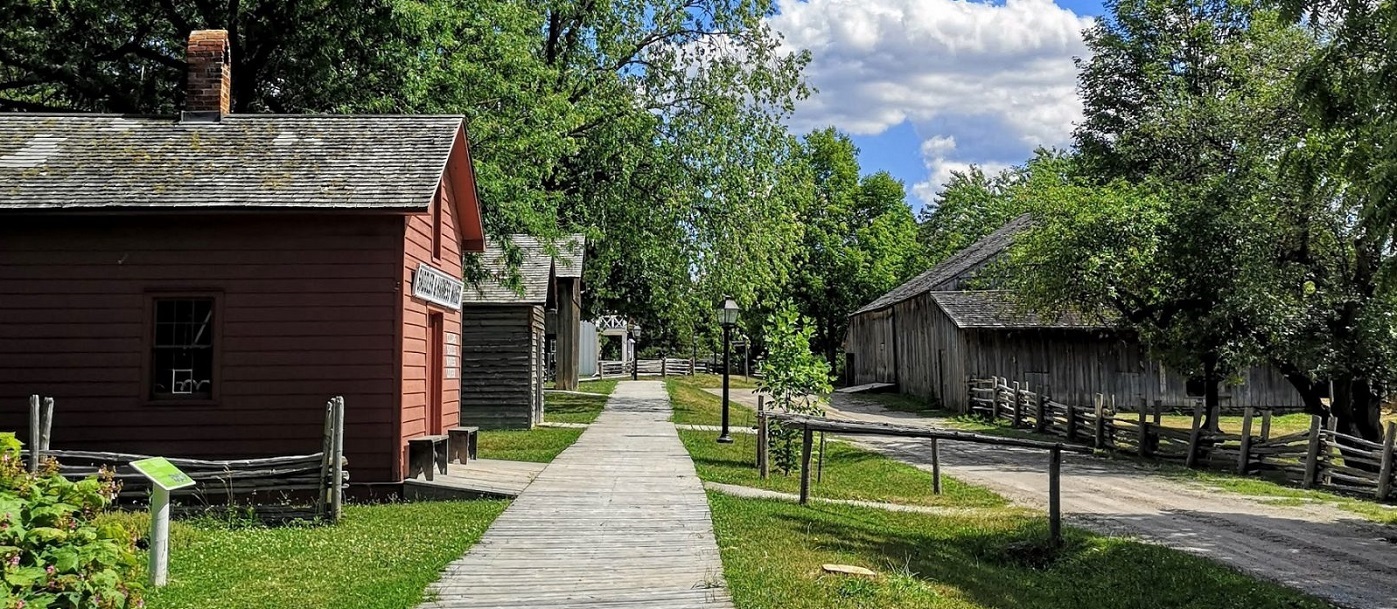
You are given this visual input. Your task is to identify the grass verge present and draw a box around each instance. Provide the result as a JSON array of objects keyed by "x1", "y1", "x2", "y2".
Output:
[
  {"x1": 709, "y1": 493, "x2": 1329, "y2": 609},
  {"x1": 683, "y1": 373, "x2": 761, "y2": 390},
  {"x1": 477, "y1": 427, "x2": 583, "y2": 462},
  {"x1": 111, "y1": 501, "x2": 507, "y2": 609},
  {"x1": 680, "y1": 430, "x2": 1002, "y2": 507},
  {"x1": 667, "y1": 376, "x2": 760, "y2": 427},
  {"x1": 544, "y1": 390, "x2": 611, "y2": 424}
]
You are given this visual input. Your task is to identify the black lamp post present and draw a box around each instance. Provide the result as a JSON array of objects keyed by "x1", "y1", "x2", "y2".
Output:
[{"x1": 717, "y1": 296, "x2": 740, "y2": 444}]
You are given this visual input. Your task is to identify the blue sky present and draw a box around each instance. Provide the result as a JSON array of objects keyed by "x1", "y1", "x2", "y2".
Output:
[{"x1": 769, "y1": 0, "x2": 1104, "y2": 212}]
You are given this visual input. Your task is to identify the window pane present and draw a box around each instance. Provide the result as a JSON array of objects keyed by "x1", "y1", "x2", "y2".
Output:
[{"x1": 151, "y1": 297, "x2": 215, "y2": 400}]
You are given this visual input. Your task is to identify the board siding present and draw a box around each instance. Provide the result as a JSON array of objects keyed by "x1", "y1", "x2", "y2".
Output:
[
  {"x1": 0, "y1": 215, "x2": 402, "y2": 481},
  {"x1": 399, "y1": 177, "x2": 465, "y2": 480},
  {"x1": 458, "y1": 304, "x2": 544, "y2": 429},
  {"x1": 849, "y1": 294, "x2": 1306, "y2": 414}
]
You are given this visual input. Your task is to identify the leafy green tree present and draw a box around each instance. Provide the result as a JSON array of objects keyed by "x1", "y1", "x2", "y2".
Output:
[
  {"x1": 787, "y1": 128, "x2": 921, "y2": 369},
  {"x1": 916, "y1": 149, "x2": 1073, "y2": 266},
  {"x1": 756, "y1": 302, "x2": 831, "y2": 475},
  {"x1": 1028, "y1": 0, "x2": 1328, "y2": 431}
]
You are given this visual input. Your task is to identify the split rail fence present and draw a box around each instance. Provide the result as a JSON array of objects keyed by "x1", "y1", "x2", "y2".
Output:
[
  {"x1": 18, "y1": 395, "x2": 349, "y2": 522},
  {"x1": 970, "y1": 376, "x2": 1397, "y2": 499}
]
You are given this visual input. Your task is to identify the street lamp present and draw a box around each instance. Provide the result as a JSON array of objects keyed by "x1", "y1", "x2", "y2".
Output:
[{"x1": 717, "y1": 296, "x2": 740, "y2": 444}]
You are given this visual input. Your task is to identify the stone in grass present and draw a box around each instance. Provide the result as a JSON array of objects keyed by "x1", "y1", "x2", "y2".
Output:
[{"x1": 822, "y1": 564, "x2": 877, "y2": 577}]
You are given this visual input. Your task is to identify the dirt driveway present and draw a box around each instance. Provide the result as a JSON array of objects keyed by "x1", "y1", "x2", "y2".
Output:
[{"x1": 711, "y1": 388, "x2": 1397, "y2": 608}]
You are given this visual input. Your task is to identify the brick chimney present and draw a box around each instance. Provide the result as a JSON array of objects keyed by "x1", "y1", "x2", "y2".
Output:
[{"x1": 185, "y1": 30, "x2": 231, "y2": 117}]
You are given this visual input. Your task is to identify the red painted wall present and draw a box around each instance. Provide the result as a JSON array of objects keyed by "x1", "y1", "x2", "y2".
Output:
[
  {"x1": 0, "y1": 215, "x2": 405, "y2": 482},
  {"x1": 396, "y1": 167, "x2": 465, "y2": 479}
]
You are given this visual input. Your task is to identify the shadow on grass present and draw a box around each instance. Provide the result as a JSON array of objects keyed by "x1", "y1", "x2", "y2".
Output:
[{"x1": 718, "y1": 495, "x2": 1330, "y2": 609}]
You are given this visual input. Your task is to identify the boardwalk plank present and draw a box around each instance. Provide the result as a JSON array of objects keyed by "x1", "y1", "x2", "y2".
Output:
[{"x1": 420, "y1": 381, "x2": 734, "y2": 609}]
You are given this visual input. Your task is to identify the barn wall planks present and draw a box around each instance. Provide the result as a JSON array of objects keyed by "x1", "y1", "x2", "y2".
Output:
[
  {"x1": 458, "y1": 304, "x2": 544, "y2": 429},
  {"x1": 0, "y1": 215, "x2": 402, "y2": 481},
  {"x1": 849, "y1": 293, "x2": 1307, "y2": 413}
]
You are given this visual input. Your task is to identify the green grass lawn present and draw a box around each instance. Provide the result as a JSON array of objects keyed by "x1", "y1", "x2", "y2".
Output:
[
  {"x1": 544, "y1": 389, "x2": 611, "y2": 424},
  {"x1": 683, "y1": 373, "x2": 761, "y2": 390},
  {"x1": 113, "y1": 501, "x2": 507, "y2": 609},
  {"x1": 709, "y1": 493, "x2": 1329, "y2": 609},
  {"x1": 667, "y1": 376, "x2": 760, "y2": 427},
  {"x1": 681, "y1": 430, "x2": 1003, "y2": 507},
  {"x1": 477, "y1": 427, "x2": 583, "y2": 462}
]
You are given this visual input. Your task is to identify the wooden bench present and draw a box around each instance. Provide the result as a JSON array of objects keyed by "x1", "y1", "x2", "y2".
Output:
[
  {"x1": 448, "y1": 426, "x2": 479, "y2": 464},
  {"x1": 408, "y1": 435, "x2": 449, "y2": 480}
]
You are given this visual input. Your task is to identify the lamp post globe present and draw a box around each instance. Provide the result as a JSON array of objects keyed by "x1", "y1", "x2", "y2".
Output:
[{"x1": 717, "y1": 296, "x2": 740, "y2": 444}]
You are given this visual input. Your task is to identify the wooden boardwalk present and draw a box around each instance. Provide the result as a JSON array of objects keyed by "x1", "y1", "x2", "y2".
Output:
[{"x1": 420, "y1": 381, "x2": 734, "y2": 608}]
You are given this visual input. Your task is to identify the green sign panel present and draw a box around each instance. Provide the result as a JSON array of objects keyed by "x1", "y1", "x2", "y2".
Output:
[{"x1": 130, "y1": 457, "x2": 196, "y2": 491}]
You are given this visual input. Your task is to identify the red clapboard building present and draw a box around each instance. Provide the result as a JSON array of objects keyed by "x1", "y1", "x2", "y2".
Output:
[{"x1": 0, "y1": 30, "x2": 485, "y2": 484}]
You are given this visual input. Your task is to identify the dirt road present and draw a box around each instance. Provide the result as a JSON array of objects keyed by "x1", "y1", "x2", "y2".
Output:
[{"x1": 711, "y1": 388, "x2": 1397, "y2": 608}]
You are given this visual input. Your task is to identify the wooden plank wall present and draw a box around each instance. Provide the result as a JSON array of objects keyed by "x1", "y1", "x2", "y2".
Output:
[
  {"x1": 845, "y1": 308, "x2": 896, "y2": 386},
  {"x1": 893, "y1": 294, "x2": 968, "y2": 409},
  {"x1": 400, "y1": 183, "x2": 465, "y2": 478},
  {"x1": 0, "y1": 215, "x2": 403, "y2": 482},
  {"x1": 555, "y1": 277, "x2": 581, "y2": 390},
  {"x1": 458, "y1": 304, "x2": 543, "y2": 429}
]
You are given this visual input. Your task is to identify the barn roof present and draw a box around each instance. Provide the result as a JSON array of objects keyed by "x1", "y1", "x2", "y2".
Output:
[
  {"x1": 852, "y1": 214, "x2": 1033, "y2": 315},
  {"x1": 930, "y1": 291, "x2": 1104, "y2": 329},
  {"x1": 462, "y1": 234, "x2": 586, "y2": 305},
  {"x1": 0, "y1": 114, "x2": 464, "y2": 211}
]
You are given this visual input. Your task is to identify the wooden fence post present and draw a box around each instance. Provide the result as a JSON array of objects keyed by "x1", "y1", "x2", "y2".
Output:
[
  {"x1": 317, "y1": 398, "x2": 334, "y2": 520},
  {"x1": 1260, "y1": 410, "x2": 1273, "y2": 442},
  {"x1": 1322, "y1": 416, "x2": 1338, "y2": 486},
  {"x1": 1378, "y1": 421, "x2": 1396, "y2": 500},
  {"x1": 756, "y1": 395, "x2": 768, "y2": 478},
  {"x1": 1093, "y1": 394, "x2": 1106, "y2": 449},
  {"x1": 1237, "y1": 407, "x2": 1254, "y2": 475},
  {"x1": 27, "y1": 395, "x2": 40, "y2": 473},
  {"x1": 1035, "y1": 394, "x2": 1048, "y2": 434},
  {"x1": 1137, "y1": 399, "x2": 1149, "y2": 457},
  {"x1": 1303, "y1": 415, "x2": 1322, "y2": 488},
  {"x1": 1065, "y1": 400, "x2": 1078, "y2": 442},
  {"x1": 931, "y1": 438, "x2": 942, "y2": 495},
  {"x1": 661, "y1": 357, "x2": 668, "y2": 378},
  {"x1": 332, "y1": 396, "x2": 345, "y2": 522},
  {"x1": 1012, "y1": 382, "x2": 1023, "y2": 428},
  {"x1": 799, "y1": 426, "x2": 814, "y2": 505},
  {"x1": 1185, "y1": 402, "x2": 1205, "y2": 469},
  {"x1": 817, "y1": 432, "x2": 826, "y2": 483},
  {"x1": 39, "y1": 397, "x2": 54, "y2": 453},
  {"x1": 1048, "y1": 445, "x2": 1062, "y2": 549}
]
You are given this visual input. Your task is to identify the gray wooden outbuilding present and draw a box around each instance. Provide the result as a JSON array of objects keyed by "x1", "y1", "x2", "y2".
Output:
[
  {"x1": 459, "y1": 235, "x2": 584, "y2": 429},
  {"x1": 846, "y1": 215, "x2": 1305, "y2": 413}
]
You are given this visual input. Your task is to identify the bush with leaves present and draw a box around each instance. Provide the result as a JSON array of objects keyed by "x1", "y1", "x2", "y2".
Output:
[
  {"x1": 757, "y1": 303, "x2": 833, "y2": 475},
  {"x1": 0, "y1": 434, "x2": 142, "y2": 609}
]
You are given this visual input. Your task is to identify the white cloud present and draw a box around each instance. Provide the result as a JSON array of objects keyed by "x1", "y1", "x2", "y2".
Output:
[
  {"x1": 769, "y1": 0, "x2": 1092, "y2": 206},
  {"x1": 909, "y1": 136, "x2": 1012, "y2": 203}
]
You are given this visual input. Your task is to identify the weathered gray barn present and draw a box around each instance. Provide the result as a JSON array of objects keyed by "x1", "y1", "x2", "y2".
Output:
[
  {"x1": 459, "y1": 235, "x2": 584, "y2": 429},
  {"x1": 846, "y1": 216, "x2": 1304, "y2": 412}
]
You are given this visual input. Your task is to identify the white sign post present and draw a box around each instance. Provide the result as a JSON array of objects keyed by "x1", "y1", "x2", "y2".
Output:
[{"x1": 130, "y1": 457, "x2": 196, "y2": 587}]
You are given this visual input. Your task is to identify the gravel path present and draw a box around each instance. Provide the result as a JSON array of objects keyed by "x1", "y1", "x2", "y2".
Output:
[{"x1": 718, "y1": 388, "x2": 1397, "y2": 609}]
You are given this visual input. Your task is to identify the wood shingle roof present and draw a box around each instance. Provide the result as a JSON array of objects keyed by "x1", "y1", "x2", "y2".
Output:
[
  {"x1": 929, "y1": 291, "x2": 1103, "y2": 329},
  {"x1": 462, "y1": 234, "x2": 586, "y2": 304},
  {"x1": 0, "y1": 114, "x2": 464, "y2": 211}
]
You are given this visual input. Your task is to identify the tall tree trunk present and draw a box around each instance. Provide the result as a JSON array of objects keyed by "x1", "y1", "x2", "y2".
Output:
[{"x1": 1332, "y1": 376, "x2": 1383, "y2": 441}]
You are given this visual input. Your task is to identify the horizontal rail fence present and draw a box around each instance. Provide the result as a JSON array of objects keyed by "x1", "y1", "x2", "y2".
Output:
[
  {"x1": 969, "y1": 376, "x2": 1397, "y2": 500},
  {"x1": 19, "y1": 394, "x2": 349, "y2": 522},
  {"x1": 766, "y1": 412, "x2": 1091, "y2": 548},
  {"x1": 597, "y1": 358, "x2": 698, "y2": 378}
]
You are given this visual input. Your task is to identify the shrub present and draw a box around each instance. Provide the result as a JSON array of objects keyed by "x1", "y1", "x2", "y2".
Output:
[
  {"x1": 0, "y1": 433, "x2": 143, "y2": 609},
  {"x1": 757, "y1": 303, "x2": 833, "y2": 475}
]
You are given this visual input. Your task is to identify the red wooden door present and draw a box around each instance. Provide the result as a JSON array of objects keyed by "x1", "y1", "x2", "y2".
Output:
[{"x1": 428, "y1": 313, "x2": 445, "y2": 435}]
